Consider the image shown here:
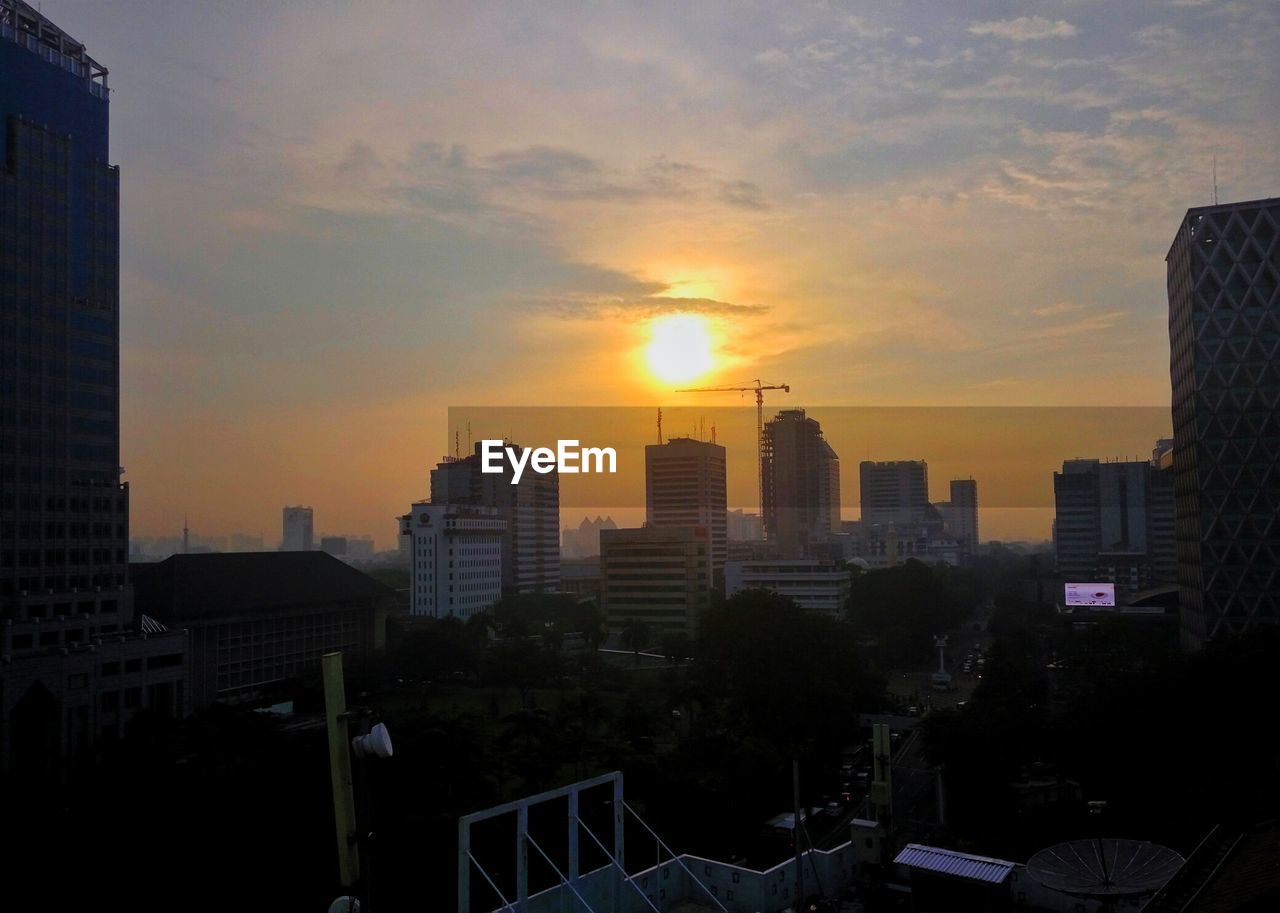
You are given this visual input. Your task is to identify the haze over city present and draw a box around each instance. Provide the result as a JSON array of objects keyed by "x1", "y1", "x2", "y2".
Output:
[
  {"x1": 36, "y1": 1, "x2": 1278, "y2": 546},
  {"x1": 6, "y1": 1, "x2": 1280, "y2": 911}
]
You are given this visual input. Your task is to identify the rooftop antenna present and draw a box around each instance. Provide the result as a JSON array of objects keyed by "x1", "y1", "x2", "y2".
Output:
[
  {"x1": 710, "y1": 424, "x2": 717, "y2": 444},
  {"x1": 1212, "y1": 156, "x2": 1219, "y2": 206},
  {"x1": 182, "y1": 514, "x2": 189, "y2": 555},
  {"x1": 657, "y1": 407, "x2": 663, "y2": 445},
  {"x1": 454, "y1": 428, "x2": 460, "y2": 459},
  {"x1": 467, "y1": 421, "x2": 472, "y2": 454}
]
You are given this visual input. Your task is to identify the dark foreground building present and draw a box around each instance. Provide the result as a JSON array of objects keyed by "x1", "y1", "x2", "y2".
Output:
[
  {"x1": 1, "y1": 2, "x2": 188, "y2": 771},
  {"x1": 132, "y1": 553, "x2": 394, "y2": 709},
  {"x1": 1167, "y1": 198, "x2": 1280, "y2": 648}
]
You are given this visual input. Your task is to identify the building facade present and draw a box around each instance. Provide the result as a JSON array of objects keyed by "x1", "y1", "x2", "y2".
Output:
[
  {"x1": 859, "y1": 461, "x2": 932, "y2": 527},
  {"x1": 835, "y1": 520, "x2": 963, "y2": 569},
  {"x1": 281, "y1": 505, "x2": 313, "y2": 551},
  {"x1": 132, "y1": 552, "x2": 394, "y2": 709},
  {"x1": 400, "y1": 501, "x2": 504, "y2": 620},
  {"x1": 1167, "y1": 198, "x2": 1280, "y2": 648},
  {"x1": 431, "y1": 442, "x2": 560, "y2": 593},
  {"x1": 724, "y1": 559, "x2": 850, "y2": 617},
  {"x1": 1053, "y1": 453, "x2": 1176, "y2": 600},
  {"x1": 727, "y1": 508, "x2": 765, "y2": 542},
  {"x1": 762, "y1": 409, "x2": 841, "y2": 557},
  {"x1": 645, "y1": 437, "x2": 727, "y2": 579},
  {"x1": 938, "y1": 478, "x2": 980, "y2": 551},
  {"x1": 600, "y1": 526, "x2": 710, "y2": 638},
  {"x1": 1, "y1": 2, "x2": 188, "y2": 771}
]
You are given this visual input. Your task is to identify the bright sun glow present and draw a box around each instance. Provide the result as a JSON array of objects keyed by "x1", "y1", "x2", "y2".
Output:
[{"x1": 645, "y1": 313, "x2": 716, "y2": 385}]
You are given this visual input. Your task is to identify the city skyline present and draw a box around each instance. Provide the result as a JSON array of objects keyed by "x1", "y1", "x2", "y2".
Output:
[{"x1": 32, "y1": 1, "x2": 1278, "y2": 545}]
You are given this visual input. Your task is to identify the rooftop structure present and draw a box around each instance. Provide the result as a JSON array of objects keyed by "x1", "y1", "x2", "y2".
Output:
[{"x1": 1, "y1": 0, "x2": 108, "y2": 97}]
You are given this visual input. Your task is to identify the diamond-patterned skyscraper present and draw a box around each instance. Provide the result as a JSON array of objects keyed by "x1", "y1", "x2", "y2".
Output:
[{"x1": 1166, "y1": 198, "x2": 1280, "y2": 649}]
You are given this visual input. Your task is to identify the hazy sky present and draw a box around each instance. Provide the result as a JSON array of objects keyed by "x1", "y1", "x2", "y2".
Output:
[{"x1": 45, "y1": 1, "x2": 1280, "y2": 546}]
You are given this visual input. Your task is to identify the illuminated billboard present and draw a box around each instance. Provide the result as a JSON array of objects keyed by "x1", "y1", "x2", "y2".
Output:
[{"x1": 1064, "y1": 582, "x2": 1116, "y2": 607}]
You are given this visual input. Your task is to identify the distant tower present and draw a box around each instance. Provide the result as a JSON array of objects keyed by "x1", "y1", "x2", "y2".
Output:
[
  {"x1": 282, "y1": 506, "x2": 315, "y2": 551},
  {"x1": 183, "y1": 515, "x2": 190, "y2": 554},
  {"x1": 645, "y1": 436, "x2": 727, "y2": 578},
  {"x1": 762, "y1": 409, "x2": 840, "y2": 557},
  {"x1": 860, "y1": 461, "x2": 932, "y2": 526}
]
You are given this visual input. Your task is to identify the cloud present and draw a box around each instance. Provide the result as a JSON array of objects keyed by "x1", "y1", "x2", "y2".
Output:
[
  {"x1": 521, "y1": 294, "x2": 768, "y2": 320},
  {"x1": 801, "y1": 39, "x2": 845, "y2": 62},
  {"x1": 844, "y1": 16, "x2": 892, "y2": 40},
  {"x1": 1031, "y1": 301, "x2": 1084, "y2": 318},
  {"x1": 719, "y1": 179, "x2": 769, "y2": 210},
  {"x1": 335, "y1": 140, "x2": 381, "y2": 177},
  {"x1": 968, "y1": 16, "x2": 1078, "y2": 41},
  {"x1": 1132, "y1": 24, "x2": 1185, "y2": 48},
  {"x1": 487, "y1": 146, "x2": 600, "y2": 180},
  {"x1": 754, "y1": 47, "x2": 789, "y2": 66}
]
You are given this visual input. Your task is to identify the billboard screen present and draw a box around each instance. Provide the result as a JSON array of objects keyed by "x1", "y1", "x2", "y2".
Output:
[{"x1": 1064, "y1": 582, "x2": 1116, "y2": 607}]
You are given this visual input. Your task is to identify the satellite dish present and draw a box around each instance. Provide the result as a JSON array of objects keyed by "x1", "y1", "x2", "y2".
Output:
[
  {"x1": 1027, "y1": 838, "x2": 1183, "y2": 898},
  {"x1": 352, "y1": 722, "x2": 393, "y2": 760},
  {"x1": 328, "y1": 896, "x2": 361, "y2": 913}
]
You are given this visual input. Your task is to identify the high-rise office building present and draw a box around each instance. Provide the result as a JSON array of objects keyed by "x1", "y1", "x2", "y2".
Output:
[
  {"x1": 1167, "y1": 198, "x2": 1280, "y2": 647},
  {"x1": 860, "y1": 460, "x2": 932, "y2": 526},
  {"x1": 281, "y1": 505, "x2": 313, "y2": 551},
  {"x1": 600, "y1": 526, "x2": 710, "y2": 639},
  {"x1": 1053, "y1": 452, "x2": 1176, "y2": 600},
  {"x1": 431, "y1": 441, "x2": 560, "y2": 593},
  {"x1": 645, "y1": 437, "x2": 727, "y2": 578},
  {"x1": 761, "y1": 409, "x2": 840, "y2": 557},
  {"x1": 726, "y1": 508, "x2": 765, "y2": 542},
  {"x1": 1, "y1": 3, "x2": 188, "y2": 769},
  {"x1": 938, "y1": 478, "x2": 980, "y2": 550},
  {"x1": 400, "y1": 502, "x2": 504, "y2": 620}
]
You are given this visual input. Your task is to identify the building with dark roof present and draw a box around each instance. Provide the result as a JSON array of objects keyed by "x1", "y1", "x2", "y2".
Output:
[{"x1": 132, "y1": 552, "x2": 395, "y2": 708}]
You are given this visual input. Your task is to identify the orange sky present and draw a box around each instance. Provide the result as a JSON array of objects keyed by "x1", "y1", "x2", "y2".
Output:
[{"x1": 43, "y1": 1, "x2": 1276, "y2": 547}]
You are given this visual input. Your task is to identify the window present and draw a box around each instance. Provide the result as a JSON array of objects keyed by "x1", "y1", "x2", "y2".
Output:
[
  {"x1": 124, "y1": 687, "x2": 142, "y2": 709},
  {"x1": 67, "y1": 673, "x2": 88, "y2": 689}
]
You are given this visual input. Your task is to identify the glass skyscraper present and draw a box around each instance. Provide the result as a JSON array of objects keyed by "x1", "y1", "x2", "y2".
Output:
[
  {"x1": 1167, "y1": 197, "x2": 1280, "y2": 649},
  {"x1": 2, "y1": 1, "x2": 186, "y2": 771}
]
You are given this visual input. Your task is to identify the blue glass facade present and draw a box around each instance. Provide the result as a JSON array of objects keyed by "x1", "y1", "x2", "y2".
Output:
[
  {"x1": 2, "y1": 14, "x2": 126, "y2": 615},
  {"x1": 1, "y1": 2, "x2": 185, "y2": 770}
]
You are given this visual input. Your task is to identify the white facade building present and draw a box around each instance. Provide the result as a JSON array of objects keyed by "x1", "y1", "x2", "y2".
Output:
[
  {"x1": 725, "y1": 559, "x2": 850, "y2": 616},
  {"x1": 400, "y1": 502, "x2": 505, "y2": 619}
]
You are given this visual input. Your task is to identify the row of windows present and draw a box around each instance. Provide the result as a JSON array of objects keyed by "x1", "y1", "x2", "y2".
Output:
[{"x1": 0, "y1": 573, "x2": 125, "y2": 595}]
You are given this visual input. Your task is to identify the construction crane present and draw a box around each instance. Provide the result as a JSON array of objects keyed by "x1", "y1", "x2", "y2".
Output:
[{"x1": 675, "y1": 379, "x2": 790, "y2": 514}]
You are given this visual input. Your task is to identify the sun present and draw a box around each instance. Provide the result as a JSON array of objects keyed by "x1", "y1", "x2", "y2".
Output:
[{"x1": 645, "y1": 313, "x2": 716, "y2": 385}]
